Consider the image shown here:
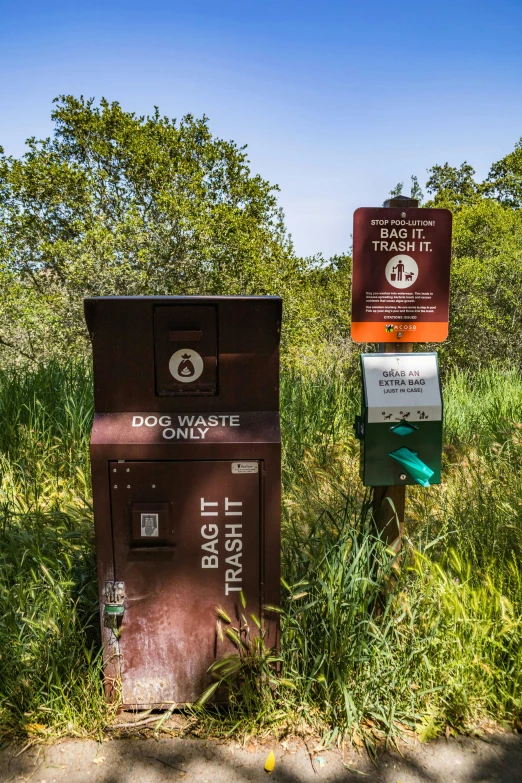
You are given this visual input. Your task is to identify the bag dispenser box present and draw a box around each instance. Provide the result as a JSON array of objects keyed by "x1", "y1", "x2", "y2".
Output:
[
  {"x1": 85, "y1": 296, "x2": 281, "y2": 708},
  {"x1": 355, "y1": 353, "x2": 443, "y2": 487}
]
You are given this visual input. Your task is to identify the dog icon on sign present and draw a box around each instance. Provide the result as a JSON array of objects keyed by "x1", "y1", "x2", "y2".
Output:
[{"x1": 385, "y1": 255, "x2": 418, "y2": 289}]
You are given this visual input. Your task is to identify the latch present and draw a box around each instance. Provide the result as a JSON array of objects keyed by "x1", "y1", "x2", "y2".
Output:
[
  {"x1": 354, "y1": 415, "x2": 364, "y2": 440},
  {"x1": 104, "y1": 581, "x2": 125, "y2": 617}
]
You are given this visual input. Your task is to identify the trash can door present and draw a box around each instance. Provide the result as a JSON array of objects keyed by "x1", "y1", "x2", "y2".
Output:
[
  {"x1": 109, "y1": 459, "x2": 261, "y2": 706},
  {"x1": 154, "y1": 305, "x2": 218, "y2": 396}
]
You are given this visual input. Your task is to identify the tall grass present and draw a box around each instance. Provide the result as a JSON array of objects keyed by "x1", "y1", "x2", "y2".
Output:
[
  {"x1": 0, "y1": 361, "x2": 107, "y2": 737},
  {"x1": 0, "y1": 506, "x2": 109, "y2": 737},
  {"x1": 280, "y1": 503, "x2": 522, "y2": 744},
  {"x1": 278, "y1": 364, "x2": 522, "y2": 740},
  {"x1": 0, "y1": 360, "x2": 521, "y2": 739},
  {"x1": 0, "y1": 360, "x2": 92, "y2": 509},
  {"x1": 444, "y1": 367, "x2": 522, "y2": 448}
]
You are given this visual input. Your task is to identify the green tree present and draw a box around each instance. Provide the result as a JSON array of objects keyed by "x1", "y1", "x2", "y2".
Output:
[
  {"x1": 382, "y1": 144, "x2": 522, "y2": 370},
  {"x1": 0, "y1": 96, "x2": 310, "y2": 361},
  {"x1": 421, "y1": 141, "x2": 522, "y2": 369},
  {"x1": 484, "y1": 138, "x2": 522, "y2": 209},
  {"x1": 425, "y1": 161, "x2": 480, "y2": 209},
  {"x1": 440, "y1": 198, "x2": 522, "y2": 370},
  {"x1": 410, "y1": 175, "x2": 424, "y2": 204},
  {"x1": 389, "y1": 182, "x2": 403, "y2": 197}
]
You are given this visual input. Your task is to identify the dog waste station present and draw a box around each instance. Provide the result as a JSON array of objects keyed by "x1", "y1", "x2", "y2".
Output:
[
  {"x1": 352, "y1": 198, "x2": 451, "y2": 512},
  {"x1": 85, "y1": 296, "x2": 281, "y2": 708}
]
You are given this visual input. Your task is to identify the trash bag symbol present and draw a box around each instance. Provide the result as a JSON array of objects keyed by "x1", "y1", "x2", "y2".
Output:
[
  {"x1": 169, "y1": 348, "x2": 204, "y2": 383},
  {"x1": 178, "y1": 353, "x2": 195, "y2": 377}
]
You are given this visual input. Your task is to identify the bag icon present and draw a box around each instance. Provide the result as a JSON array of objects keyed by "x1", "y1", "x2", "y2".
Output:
[
  {"x1": 169, "y1": 348, "x2": 204, "y2": 383},
  {"x1": 178, "y1": 353, "x2": 195, "y2": 377}
]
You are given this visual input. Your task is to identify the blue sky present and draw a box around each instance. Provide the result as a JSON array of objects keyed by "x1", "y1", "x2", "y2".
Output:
[{"x1": 1, "y1": 0, "x2": 522, "y2": 258}]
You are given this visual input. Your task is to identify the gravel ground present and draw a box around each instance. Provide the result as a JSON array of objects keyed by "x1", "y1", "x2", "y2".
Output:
[{"x1": 1, "y1": 733, "x2": 521, "y2": 783}]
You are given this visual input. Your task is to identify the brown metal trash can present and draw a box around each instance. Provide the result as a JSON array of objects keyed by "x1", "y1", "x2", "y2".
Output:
[{"x1": 84, "y1": 296, "x2": 281, "y2": 708}]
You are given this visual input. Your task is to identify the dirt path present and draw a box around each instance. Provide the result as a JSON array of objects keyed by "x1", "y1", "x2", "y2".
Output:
[{"x1": 1, "y1": 733, "x2": 521, "y2": 782}]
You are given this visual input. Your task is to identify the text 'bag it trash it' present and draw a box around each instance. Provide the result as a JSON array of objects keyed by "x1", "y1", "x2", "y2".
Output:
[{"x1": 85, "y1": 296, "x2": 282, "y2": 708}]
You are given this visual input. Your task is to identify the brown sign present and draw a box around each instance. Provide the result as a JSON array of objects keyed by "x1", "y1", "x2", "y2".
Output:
[{"x1": 351, "y1": 207, "x2": 452, "y2": 343}]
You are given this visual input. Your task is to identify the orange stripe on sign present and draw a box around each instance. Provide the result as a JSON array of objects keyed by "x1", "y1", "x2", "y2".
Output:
[{"x1": 351, "y1": 322, "x2": 448, "y2": 343}]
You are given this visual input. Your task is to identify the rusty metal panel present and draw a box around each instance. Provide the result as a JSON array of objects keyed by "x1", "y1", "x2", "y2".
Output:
[
  {"x1": 154, "y1": 305, "x2": 217, "y2": 396},
  {"x1": 84, "y1": 297, "x2": 281, "y2": 413},
  {"x1": 110, "y1": 460, "x2": 260, "y2": 706}
]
